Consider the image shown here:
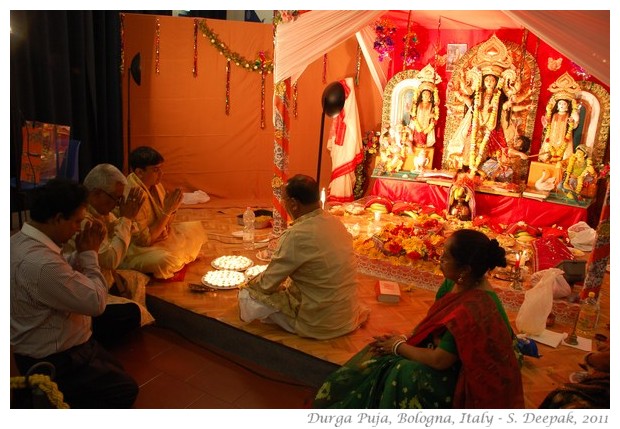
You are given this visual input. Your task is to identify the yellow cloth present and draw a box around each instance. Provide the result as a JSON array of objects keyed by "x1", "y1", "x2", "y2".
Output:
[{"x1": 121, "y1": 173, "x2": 205, "y2": 279}]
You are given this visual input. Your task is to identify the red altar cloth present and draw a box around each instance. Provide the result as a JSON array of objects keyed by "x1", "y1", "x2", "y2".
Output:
[{"x1": 371, "y1": 178, "x2": 587, "y2": 229}]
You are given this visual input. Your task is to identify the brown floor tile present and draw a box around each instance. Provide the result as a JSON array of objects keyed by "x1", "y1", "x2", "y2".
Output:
[
  {"x1": 232, "y1": 378, "x2": 315, "y2": 408},
  {"x1": 186, "y1": 392, "x2": 238, "y2": 409},
  {"x1": 133, "y1": 372, "x2": 206, "y2": 409},
  {"x1": 187, "y1": 365, "x2": 252, "y2": 403},
  {"x1": 149, "y1": 344, "x2": 215, "y2": 381}
]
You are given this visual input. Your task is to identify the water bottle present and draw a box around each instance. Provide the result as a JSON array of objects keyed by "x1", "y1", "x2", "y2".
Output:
[
  {"x1": 575, "y1": 292, "x2": 600, "y2": 339},
  {"x1": 242, "y1": 207, "x2": 255, "y2": 250}
]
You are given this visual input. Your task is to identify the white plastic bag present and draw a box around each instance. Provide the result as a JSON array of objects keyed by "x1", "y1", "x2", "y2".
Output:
[
  {"x1": 529, "y1": 268, "x2": 572, "y2": 299},
  {"x1": 515, "y1": 273, "x2": 554, "y2": 335},
  {"x1": 567, "y1": 221, "x2": 595, "y2": 251}
]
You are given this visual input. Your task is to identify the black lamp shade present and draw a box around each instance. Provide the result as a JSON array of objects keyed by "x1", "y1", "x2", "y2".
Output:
[
  {"x1": 322, "y1": 82, "x2": 345, "y2": 117},
  {"x1": 130, "y1": 53, "x2": 141, "y2": 86}
]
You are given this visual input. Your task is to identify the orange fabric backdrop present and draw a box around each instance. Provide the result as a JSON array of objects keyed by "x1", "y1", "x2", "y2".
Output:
[{"x1": 123, "y1": 14, "x2": 382, "y2": 207}]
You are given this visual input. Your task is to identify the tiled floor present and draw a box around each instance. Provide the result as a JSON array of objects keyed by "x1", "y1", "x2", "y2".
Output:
[{"x1": 106, "y1": 324, "x2": 317, "y2": 409}]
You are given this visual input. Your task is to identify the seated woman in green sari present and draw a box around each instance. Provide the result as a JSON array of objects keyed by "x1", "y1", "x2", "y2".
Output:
[{"x1": 313, "y1": 229, "x2": 524, "y2": 409}]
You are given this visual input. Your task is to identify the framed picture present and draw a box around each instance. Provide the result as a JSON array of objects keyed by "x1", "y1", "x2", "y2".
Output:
[{"x1": 446, "y1": 43, "x2": 467, "y2": 72}]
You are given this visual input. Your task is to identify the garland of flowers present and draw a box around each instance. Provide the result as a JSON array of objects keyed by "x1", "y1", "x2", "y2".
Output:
[
  {"x1": 542, "y1": 97, "x2": 579, "y2": 161},
  {"x1": 120, "y1": 13, "x2": 125, "y2": 75},
  {"x1": 155, "y1": 18, "x2": 160, "y2": 75},
  {"x1": 193, "y1": 19, "x2": 198, "y2": 77},
  {"x1": 197, "y1": 20, "x2": 274, "y2": 74},
  {"x1": 292, "y1": 82, "x2": 298, "y2": 118},
  {"x1": 356, "y1": 221, "x2": 443, "y2": 263},
  {"x1": 10, "y1": 374, "x2": 70, "y2": 409},
  {"x1": 225, "y1": 59, "x2": 231, "y2": 115},
  {"x1": 410, "y1": 87, "x2": 440, "y2": 134},
  {"x1": 353, "y1": 131, "x2": 380, "y2": 199},
  {"x1": 373, "y1": 19, "x2": 397, "y2": 62},
  {"x1": 469, "y1": 77, "x2": 505, "y2": 171},
  {"x1": 355, "y1": 44, "x2": 362, "y2": 86}
]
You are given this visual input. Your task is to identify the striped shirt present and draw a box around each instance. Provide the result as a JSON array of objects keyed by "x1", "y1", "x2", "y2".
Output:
[{"x1": 10, "y1": 223, "x2": 108, "y2": 358}]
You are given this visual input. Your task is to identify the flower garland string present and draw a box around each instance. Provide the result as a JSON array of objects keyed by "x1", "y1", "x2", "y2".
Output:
[
  {"x1": 225, "y1": 59, "x2": 231, "y2": 115},
  {"x1": 197, "y1": 20, "x2": 273, "y2": 127},
  {"x1": 355, "y1": 44, "x2": 362, "y2": 86},
  {"x1": 155, "y1": 18, "x2": 160, "y2": 75},
  {"x1": 353, "y1": 131, "x2": 380, "y2": 199},
  {"x1": 292, "y1": 82, "x2": 298, "y2": 118},
  {"x1": 469, "y1": 77, "x2": 504, "y2": 170},
  {"x1": 120, "y1": 13, "x2": 125, "y2": 75},
  {"x1": 193, "y1": 19, "x2": 198, "y2": 77},
  {"x1": 197, "y1": 20, "x2": 274, "y2": 74}
]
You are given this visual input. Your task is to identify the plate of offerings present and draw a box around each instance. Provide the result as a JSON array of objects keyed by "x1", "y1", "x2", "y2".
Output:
[
  {"x1": 200, "y1": 270, "x2": 246, "y2": 290},
  {"x1": 211, "y1": 255, "x2": 253, "y2": 271},
  {"x1": 245, "y1": 264, "x2": 268, "y2": 280}
]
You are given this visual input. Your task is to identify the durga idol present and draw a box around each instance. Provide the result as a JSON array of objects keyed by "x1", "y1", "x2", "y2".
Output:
[{"x1": 445, "y1": 35, "x2": 524, "y2": 176}]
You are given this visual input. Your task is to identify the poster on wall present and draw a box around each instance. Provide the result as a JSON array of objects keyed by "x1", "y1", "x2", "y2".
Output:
[
  {"x1": 446, "y1": 44, "x2": 467, "y2": 72},
  {"x1": 20, "y1": 121, "x2": 71, "y2": 184}
]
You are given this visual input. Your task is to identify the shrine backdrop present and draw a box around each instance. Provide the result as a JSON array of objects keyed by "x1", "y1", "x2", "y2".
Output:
[{"x1": 122, "y1": 12, "x2": 609, "y2": 206}]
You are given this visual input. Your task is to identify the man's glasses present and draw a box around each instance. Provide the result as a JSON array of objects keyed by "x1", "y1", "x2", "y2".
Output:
[{"x1": 100, "y1": 189, "x2": 124, "y2": 205}]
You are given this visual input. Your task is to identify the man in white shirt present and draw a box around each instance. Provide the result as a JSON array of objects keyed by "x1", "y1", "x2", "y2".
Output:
[
  {"x1": 10, "y1": 178, "x2": 138, "y2": 408},
  {"x1": 239, "y1": 174, "x2": 369, "y2": 339}
]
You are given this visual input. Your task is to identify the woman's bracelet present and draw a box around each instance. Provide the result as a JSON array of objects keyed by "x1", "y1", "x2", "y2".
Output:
[{"x1": 392, "y1": 340, "x2": 406, "y2": 356}]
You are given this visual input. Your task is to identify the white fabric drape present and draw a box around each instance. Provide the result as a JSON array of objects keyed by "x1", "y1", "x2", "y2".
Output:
[
  {"x1": 327, "y1": 77, "x2": 363, "y2": 202},
  {"x1": 355, "y1": 26, "x2": 389, "y2": 97},
  {"x1": 502, "y1": 10, "x2": 609, "y2": 86},
  {"x1": 274, "y1": 10, "x2": 385, "y2": 83}
]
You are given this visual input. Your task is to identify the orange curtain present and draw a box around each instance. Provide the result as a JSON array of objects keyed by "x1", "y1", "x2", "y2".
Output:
[{"x1": 123, "y1": 13, "x2": 382, "y2": 207}]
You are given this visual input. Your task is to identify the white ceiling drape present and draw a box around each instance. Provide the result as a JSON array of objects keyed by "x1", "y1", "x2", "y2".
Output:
[
  {"x1": 274, "y1": 10, "x2": 385, "y2": 84},
  {"x1": 275, "y1": 10, "x2": 610, "y2": 88},
  {"x1": 355, "y1": 25, "x2": 389, "y2": 97},
  {"x1": 502, "y1": 10, "x2": 609, "y2": 86}
]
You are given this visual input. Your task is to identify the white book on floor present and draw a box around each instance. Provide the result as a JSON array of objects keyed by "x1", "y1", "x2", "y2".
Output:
[
  {"x1": 528, "y1": 329, "x2": 567, "y2": 348},
  {"x1": 375, "y1": 280, "x2": 401, "y2": 303}
]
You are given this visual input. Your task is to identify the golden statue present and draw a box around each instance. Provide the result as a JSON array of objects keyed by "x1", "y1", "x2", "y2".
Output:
[
  {"x1": 558, "y1": 144, "x2": 597, "y2": 199},
  {"x1": 538, "y1": 72, "x2": 582, "y2": 164},
  {"x1": 409, "y1": 64, "x2": 442, "y2": 148},
  {"x1": 444, "y1": 35, "x2": 535, "y2": 175}
]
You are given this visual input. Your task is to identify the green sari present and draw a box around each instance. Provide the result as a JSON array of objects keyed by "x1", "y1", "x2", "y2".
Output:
[{"x1": 313, "y1": 280, "x2": 523, "y2": 409}]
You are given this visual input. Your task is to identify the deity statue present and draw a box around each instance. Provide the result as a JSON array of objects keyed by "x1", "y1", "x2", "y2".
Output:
[
  {"x1": 538, "y1": 73, "x2": 582, "y2": 164},
  {"x1": 378, "y1": 125, "x2": 405, "y2": 173},
  {"x1": 558, "y1": 144, "x2": 597, "y2": 199},
  {"x1": 395, "y1": 122, "x2": 414, "y2": 155},
  {"x1": 409, "y1": 64, "x2": 442, "y2": 148},
  {"x1": 447, "y1": 177, "x2": 476, "y2": 222},
  {"x1": 444, "y1": 35, "x2": 532, "y2": 176},
  {"x1": 480, "y1": 136, "x2": 531, "y2": 184}
]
